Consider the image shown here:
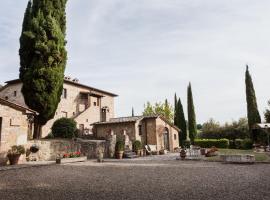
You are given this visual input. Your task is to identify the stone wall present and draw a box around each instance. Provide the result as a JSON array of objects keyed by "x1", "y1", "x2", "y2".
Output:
[
  {"x1": 0, "y1": 103, "x2": 29, "y2": 153},
  {"x1": 25, "y1": 139, "x2": 109, "y2": 162}
]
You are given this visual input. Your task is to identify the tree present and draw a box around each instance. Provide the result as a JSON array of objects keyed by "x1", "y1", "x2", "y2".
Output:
[
  {"x1": 19, "y1": 0, "x2": 68, "y2": 139},
  {"x1": 264, "y1": 100, "x2": 270, "y2": 123},
  {"x1": 174, "y1": 93, "x2": 178, "y2": 126},
  {"x1": 245, "y1": 65, "x2": 261, "y2": 137},
  {"x1": 177, "y1": 98, "x2": 187, "y2": 146},
  {"x1": 132, "y1": 107, "x2": 135, "y2": 117},
  {"x1": 187, "y1": 83, "x2": 197, "y2": 144},
  {"x1": 143, "y1": 100, "x2": 174, "y2": 123}
]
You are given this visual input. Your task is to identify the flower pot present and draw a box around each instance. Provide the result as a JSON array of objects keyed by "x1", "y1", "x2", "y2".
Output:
[
  {"x1": 200, "y1": 148, "x2": 206, "y2": 155},
  {"x1": 7, "y1": 154, "x2": 21, "y2": 165},
  {"x1": 97, "y1": 152, "x2": 104, "y2": 162},
  {"x1": 135, "y1": 150, "x2": 141, "y2": 156},
  {"x1": 116, "y1": 151, "x2": 124, "y2": 159},
  {"x1": 180, "y1": 149, "x2": 186, "y2": 160}
]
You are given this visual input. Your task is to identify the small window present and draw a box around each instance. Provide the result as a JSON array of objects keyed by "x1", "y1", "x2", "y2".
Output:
[
  {"x1": 86, "y1": 119, "x2": 88, "y2": 122},
  {"x1": 14, "y1": 91, "x2": 17, "y2": 97},
  {"x1": 97, "y1": 98, "x2": 100, "y2": 106},
  {"x1": 139, "y1": 125, "x2": 142, "y2": 136},
  {"x1": 174, "y1": 134, "x2": 177, "y2": 140},
  {"x1": 93, "y1": 102, "x2": 97, "y2": 106},
  {"x1": 5, "y1": 96, "x2": 8, "y2": 100},
  {"x1": 62, "y1": 88, "x2": 67, "y2": 99},
  {"x1": 73, "y1": 112, "x2": 75, "y2": 116}
]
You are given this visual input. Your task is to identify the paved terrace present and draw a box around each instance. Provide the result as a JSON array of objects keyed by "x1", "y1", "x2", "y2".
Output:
[{"x1": 0, "y1": 157, "x2": 269, "y2": 200}]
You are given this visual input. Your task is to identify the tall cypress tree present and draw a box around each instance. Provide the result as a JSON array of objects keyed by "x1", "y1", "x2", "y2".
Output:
[
  {"x1": 245, "y1": 65, "x2": 261, "y2": 135},
  {"x1": 187, "y1": 83, "x2": 197, "y2": 144},
  {"x1": 174, "y1": 93, "x2": 178, "y2": 126},
  {"x1": 19, "y1": 0, "x2": 68, "y2": 139},
  {"x1": 177, "y1": 98, "x2": 187, "y2": 146}
]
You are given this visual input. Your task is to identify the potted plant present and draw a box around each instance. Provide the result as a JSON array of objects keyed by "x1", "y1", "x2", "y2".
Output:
[
  {"x1": 7, "y1": 145, "x2": 26, "y2": 165},
  {"x1": 96, "y1": 146, "x2": 104, "y2": 162},
  {"x1": 115, "y1": 140, "x2": 125, "y2": 159},
  {"x1": 132, "y1": 140, "x2": 142, "y2": 156},
  {"x1": 180, "y1": 148, "x2": 186, "y2": 160}
]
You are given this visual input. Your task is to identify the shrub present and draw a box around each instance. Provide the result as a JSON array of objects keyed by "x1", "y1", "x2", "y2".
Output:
[
  {"x1": 241, "y1": 138, "x2": 253, "y2": 150},
  {"x1": 183, "y1": 140, "x2": 191, "y2": 149},
  {"x1": 115, "y1": 140, "x2": 125, "y2": 152},
  {"x1": 235, "y1": 139, "x2": 243, "y2": 149},
  {"x1": 194, "y1": 139, "x2": 229, "y2": 148},
  {"x1": 52, "y1": 118, "x2": 77, "y2": 139},
  {"x1": 132, "y1": 140, "x2": 142, "y2": 151},
  {"x1": 8, "y1": 145, "x2": 26, "y2": 155},
  {"x1": 229, "y1": 140, "x2": 236, "y2": 149}
]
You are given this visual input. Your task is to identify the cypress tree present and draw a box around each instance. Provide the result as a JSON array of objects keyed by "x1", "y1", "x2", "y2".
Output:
[
  {"x1": 187, "y1": 83, "x2": 197, "y2": 144},
  {"x1": 174, "y1": 93, "x2": 178, "y2": 126},
  {"x1": 245, "y1": 65, "x2": 261, "y2": 135},
  {"x1": 177, "y1": 98, "x2": 187, "y2": 146},
  {"x1": 19, "y1": 0, "x2": 68, "y2": 139},
  {"x1": 132, "y1": 107, "x2": 134, "y2": 117}
]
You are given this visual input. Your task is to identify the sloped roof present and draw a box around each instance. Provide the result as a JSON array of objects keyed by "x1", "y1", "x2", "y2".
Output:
[
  {"x1": 0, "y1": 98, "x2": 37, "y2": 115},
  {"x1": 93, "y1": 115, "x2": 180, "y2": 132},
  {"x1": 1, "y1": 78, "x2": 118, "y2": 97}
]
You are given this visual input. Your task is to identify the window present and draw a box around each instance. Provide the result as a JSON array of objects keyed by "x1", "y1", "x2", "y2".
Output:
[
  {"x1": 97, "y1": 98, "x2": 100, "y2": 106},
  {"x1": 5, "y1": 96, "x2": 8, "y2": 100},
  {"x1": 14, "y1": 91, "x2": 17, "y2": 97},
  {"x1": 62, "y1": 88, "x2": 67, "y2": 99},
  {"x1": 139, "y1": 125, "x2": 142, "y2": 136},
  {"x1": 86, "y1": 119, "x2": 88, "y2": 122},
  {"x1": 93, "y1": 102, "x2": 97, "y2": 106},
  {"x1": 61, "y1": 111, "x2": 68, "y2": 118},
  {"x1": 174, "y1": 134, "x2": 177, "y2": 140}
]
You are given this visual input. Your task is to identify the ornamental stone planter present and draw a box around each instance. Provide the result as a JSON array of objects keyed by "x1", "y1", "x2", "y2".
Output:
[{"x1": 56, "y1": 156, "x2": 87, "y2": 164}]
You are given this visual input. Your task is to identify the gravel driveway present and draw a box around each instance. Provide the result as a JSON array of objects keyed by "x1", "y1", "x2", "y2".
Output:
[{"x1": 0, "y1": 160, "x2": 269, "y2": 200}]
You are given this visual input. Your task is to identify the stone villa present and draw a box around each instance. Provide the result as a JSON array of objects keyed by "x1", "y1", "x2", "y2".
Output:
[
  {"x1": 93, "y1": 115, "x2": 180, "y2": 152},
  {"x1": 0, "y1": 77, "x2": 180, "y2": 160},
  {"x1": 0, "y1": 77, "x2": 117, "y2": 137}
]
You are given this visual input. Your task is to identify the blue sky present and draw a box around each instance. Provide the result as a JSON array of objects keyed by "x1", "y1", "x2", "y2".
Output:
[{"x1": 1, "y1": 0, "x2": 270, "y2": 124}]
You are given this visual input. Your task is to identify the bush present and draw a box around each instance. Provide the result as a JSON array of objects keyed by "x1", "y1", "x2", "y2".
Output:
[
  {"x1": 183, "y1": 140, "x2": 191, "y2": 149},
  {"x1": 234, "y1": 139, "x2": 243, "y2": 149},
  {"x1": 241, "y1": 138, "x2": 253, "y2": 150},
  {"x1": 52, "y1": 118, "x2": 77, "y2": 138},
  {"x1": 132, "y1": 140, "x2": 142, "y2": 151},
  {"x1": 8, "y1": 145, "x2": 26, "y2": 155},
  {"x1": 115, "y1": 140, "x2": 125, "y2": 152},
  {"x1": 194, "y1": 139, "x2": 229, "y2": 148},
  {"x1": 229, "y1": 140, "x2": 236, "y2": 149}
]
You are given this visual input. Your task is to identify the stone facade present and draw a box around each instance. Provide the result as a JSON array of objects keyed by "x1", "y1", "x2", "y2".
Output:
[
  {"x1": 0, "y1": 98, "x2": 36, "y2": 165},
  {"x1": 93, "y1": 116, "x2": 180, "y2": 152},
  {"x1": 0, "y1": 78, "x2": 117, "y2": 137}
]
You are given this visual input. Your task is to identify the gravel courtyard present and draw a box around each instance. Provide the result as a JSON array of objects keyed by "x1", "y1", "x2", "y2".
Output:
[{"x1": 0, "y1": 160, "x2": 269, "y2": 200}]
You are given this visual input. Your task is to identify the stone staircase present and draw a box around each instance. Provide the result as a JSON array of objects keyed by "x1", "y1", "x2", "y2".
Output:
[{"x1": 124, "y1": 148, "x2": 138, "y2": 159}]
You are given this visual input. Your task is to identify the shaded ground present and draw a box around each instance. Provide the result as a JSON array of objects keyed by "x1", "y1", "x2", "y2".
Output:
[{"x1": 0, "y1": 159, "x2": 269, "y2": 200}]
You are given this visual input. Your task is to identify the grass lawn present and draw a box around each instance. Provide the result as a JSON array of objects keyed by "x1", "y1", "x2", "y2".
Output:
[{"x1": 205, "y1": 149, "x2": 270, "y2": 162}]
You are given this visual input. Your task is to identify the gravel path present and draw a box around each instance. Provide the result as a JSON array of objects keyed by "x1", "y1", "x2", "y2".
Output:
[{"x1": 0, "y1": 160, "x2": 269, "y2": 200}]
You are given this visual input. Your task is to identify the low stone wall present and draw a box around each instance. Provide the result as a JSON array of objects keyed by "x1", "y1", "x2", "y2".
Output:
[
  {"x1": 220, "y1": 154, "x2": 255, "y2": 163},
  {"x1": 26, "y1": 139, "x2": 108, "y2": 162}
]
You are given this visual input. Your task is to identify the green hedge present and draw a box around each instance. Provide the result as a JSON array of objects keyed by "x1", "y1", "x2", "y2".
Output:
[
  {"x1": 52, "y1": 118, "x2": 77, "y2": 138},
  {"x1": 231, "y1": 138, "x2": 253, "y2": 150},
  {"x1": 194, "y1": 139, "x2": 229, "y2": 148}
]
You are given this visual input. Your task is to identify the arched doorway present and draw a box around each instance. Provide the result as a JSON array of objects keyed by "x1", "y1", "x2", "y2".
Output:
[{"x1": 163, "y1": 127, "x2": 170, "y2": 150}]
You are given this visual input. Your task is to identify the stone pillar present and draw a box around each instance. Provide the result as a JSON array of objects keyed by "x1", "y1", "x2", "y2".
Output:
[
  {"x1": 106, "y1": 130, "x2": 116, "y2": 158},
  {"x1": 123, "y1": 130, "x2": 132, "y2": 150}
]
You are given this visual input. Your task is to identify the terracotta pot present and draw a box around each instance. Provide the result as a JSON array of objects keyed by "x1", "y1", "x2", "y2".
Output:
[
  {"x1": 180, "y1": 149, "x2": 186, "y2": 160},
  {"x1": 200, "y1": 148, "x2": 206, "y2": 155},
  {"x1": 116, "y1": 151, "x2": 124, "y2": 159},
  {"x1": 7, "y1": 154, "x2": 21, "y2": 165},
  {"x1": 135, "y1": 150, "x2": 141, "y2": 156}
]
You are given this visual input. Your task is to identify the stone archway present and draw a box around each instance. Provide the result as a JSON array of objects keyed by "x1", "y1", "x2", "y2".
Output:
[{"x1": 163, "y1": 127, "x2": 170, "y2": 150}]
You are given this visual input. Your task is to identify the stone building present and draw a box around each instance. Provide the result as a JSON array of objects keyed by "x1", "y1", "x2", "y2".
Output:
[
  {"x1": 0, "y1": 98, "x2": 36, "y2": 164},
  {"x1": 0, "y1": 77, "x2": 117, "y2": 137},
  {"x1": 93, "y1": 115, "x2": 180, "y2": 152}
]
